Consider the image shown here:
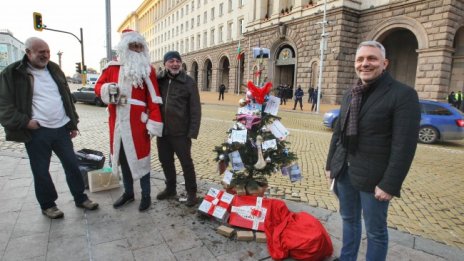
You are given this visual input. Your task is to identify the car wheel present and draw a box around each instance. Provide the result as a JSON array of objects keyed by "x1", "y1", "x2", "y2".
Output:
[
  {"x1": 418, "y1": 126, "x2": 439, "y2": 144},
  {"x1": 94, "y1": 98, "x2": 103, "y2": 107},
  {"x1": 71, "y1": 95, "x2": 77, "y2": 103},
  {"x1": 331, "y1": 117, "x2": 338, "y2": 129}
]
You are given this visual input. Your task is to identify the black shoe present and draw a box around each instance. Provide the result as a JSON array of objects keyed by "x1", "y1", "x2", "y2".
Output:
[
  {"x1": 185, "y1": 193, "x2": 198, "y2": 207},
  {"x1": 139, "y1": 196, "x2": 151, "y2": 212},
  {"x1": 113, "y1": 193, "x2": 134, "y2": 209},
  {"x1": 156, "y1": 188, "x2": 177, "y2": 200}
]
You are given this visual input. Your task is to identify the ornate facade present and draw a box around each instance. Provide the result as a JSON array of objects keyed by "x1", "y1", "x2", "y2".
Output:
[{"x1": 119, "y1": 0, "x2": 464, "y2": 103}]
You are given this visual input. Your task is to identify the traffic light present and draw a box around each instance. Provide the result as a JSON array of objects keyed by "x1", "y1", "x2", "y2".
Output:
[
  {"x1": 75, "y1": 62, "x2": 81, "y2": 73},
  {"x1": 82, "y1": 65, "x2": 87, "y2": 74},
  {"x1": 33, "y1": 12, "x2": 43, "y2": 31}
]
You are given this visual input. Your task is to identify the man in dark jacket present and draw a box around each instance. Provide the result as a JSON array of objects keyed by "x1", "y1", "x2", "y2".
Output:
[
  {"x1": 156, "y1": 51, "x2": 201, "y2": 207},
  {"x1": 325, "y1": 41, "x2": 420, "y2": 261},
  {"x1": 0, "y1": 37, "x2": 98, "y2": 219},
  {"x1": 292, "y1": 85, "x2": 304, "y2": 110}
]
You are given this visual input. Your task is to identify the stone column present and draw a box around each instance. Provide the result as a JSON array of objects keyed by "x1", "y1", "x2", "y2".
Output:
[{"x1": 415, "y1": 47, "x2": 454, "y2": 101}]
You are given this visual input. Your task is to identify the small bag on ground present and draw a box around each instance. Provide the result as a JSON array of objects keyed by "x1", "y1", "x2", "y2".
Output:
[
  {"x1": 88, "y1": 167, "x2": 120, "y2": 193},
  {"x1": 76, "y1": 149, "x2": 105, "y2": 170}
]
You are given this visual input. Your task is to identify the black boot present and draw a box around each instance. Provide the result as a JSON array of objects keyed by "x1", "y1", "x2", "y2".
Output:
[
  {"x1": 113, "y1": 193, "x2": 134, "y2": 209},
  {"x1": 185, "y1": 192, "x2": 198, "y2": 207},
  {"x1": 139, "y1": 195, "x2": 151, "y2": 211},
  {"x1": 156, "y1": 188, "x2": 177, "y2": 200}
]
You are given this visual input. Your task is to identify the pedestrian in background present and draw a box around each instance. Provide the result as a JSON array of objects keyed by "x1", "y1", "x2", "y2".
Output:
[
  {"x1": 0, "y1": 37, "x2": 98, "y2": 219},
  {"x1": 218, "y1": 83, "x2": 226, "y2": 100},
  {"x1": 448, "y1": 91, "x2": 456, "y2": 107},
  {"x1": 308, "y1": 86, "x2": 315, "y2": 103},
  {"x1": 293, "y1": 85, "x2": 304, "y2": 110},
  {"x1": 311, "y1": 90, "x2": 319, "y2": 111},
  {"x1": 95, "y1": 29, "x2": 163, "y2": 212},
  {"x1": 325, "y1": 40, "x2": 420, "y2": 261},
  {"x1": 156, "y1": 51, "x2": 202, "y2": 207}
]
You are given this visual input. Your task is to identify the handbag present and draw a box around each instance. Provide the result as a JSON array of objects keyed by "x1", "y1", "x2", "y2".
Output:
[
  {"x1": 88, "y1": 168, "x2": 120, "y2": 193},
  {"x1": 76, "y1": 149, "x2": 105, "y2": 170}
]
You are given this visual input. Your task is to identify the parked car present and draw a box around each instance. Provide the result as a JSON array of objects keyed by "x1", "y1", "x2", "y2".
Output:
[
  {"x1": 71, "y1": 86, "x2": 105, "y2": 107},
  {"x1": 322, "y1": 100, "x2": 464, "y2": 144}
]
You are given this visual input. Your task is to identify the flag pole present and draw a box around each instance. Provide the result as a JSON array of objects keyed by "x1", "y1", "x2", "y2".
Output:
[
  {"x1": 247, "y1": 36, "x2": 251, "y2": 83},
  {"x1": 237, "y1": 39, "x2": 241, "y2": 95}
]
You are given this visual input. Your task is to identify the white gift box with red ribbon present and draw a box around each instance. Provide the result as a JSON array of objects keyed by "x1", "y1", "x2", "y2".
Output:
[
  {"x1": 198, "y1": 188, "x2": 235, "y2": 221},
  {"x1": 228, "y1": 195, "x2": 269, "y2": 231}
]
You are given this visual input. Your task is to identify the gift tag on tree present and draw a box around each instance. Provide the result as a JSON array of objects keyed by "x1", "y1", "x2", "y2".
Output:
[
  {"x1": 267, "y1": 120, "x2": 289, "y2": 140},
  {"x1": 264, "y1": 95, "x2": 280, "y2": 116},
  {"x1": 223, "y1": 170, "x2": 234, "y2": 185},
  {"x1": 229, "y1": 151, "x2": 245, "y2": 171},
  {"x1": 231, "y1": 130, "x2": 247, "y2": 143},
  {"x1": 288, "y1": 163, "x2": 302, "y2": 182}
]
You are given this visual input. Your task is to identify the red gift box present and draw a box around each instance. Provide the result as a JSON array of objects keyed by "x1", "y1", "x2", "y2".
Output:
[
  {"x1": 198, "y1": 188, "x2": 234, "y2": 221},
  {"x1": 229, "y1": 195, "x2": 269, "y2": 231}
]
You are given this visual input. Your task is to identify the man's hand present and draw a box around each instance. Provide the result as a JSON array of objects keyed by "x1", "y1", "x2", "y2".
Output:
[
  {"x1": 325, "y1": 170, "x2": 333, "y2": 188},
  {"x1": 26, "y1": 120, "x2": 40, "y2": 129},
  {"x1": 375, "y1": 186, "x2": 393, "y2": 201},
  {"x1": 70, "y1": 130, "x2": 78, "y2": 139}
]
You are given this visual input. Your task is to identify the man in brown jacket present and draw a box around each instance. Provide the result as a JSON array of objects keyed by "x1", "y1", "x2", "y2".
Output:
[{"x1": 156, "y1": 51, "x2": 201, "y2": 207}]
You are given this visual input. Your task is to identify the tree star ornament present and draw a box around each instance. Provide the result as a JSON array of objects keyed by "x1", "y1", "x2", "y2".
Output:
[{"x1": 247, "y1": 81, "x2": 272, "y2": 104}]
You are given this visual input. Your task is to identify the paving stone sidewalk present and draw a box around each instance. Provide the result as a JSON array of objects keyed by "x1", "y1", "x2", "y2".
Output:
[{"x1": 0, "y1": 150, "x2": 463, "y2": 261}]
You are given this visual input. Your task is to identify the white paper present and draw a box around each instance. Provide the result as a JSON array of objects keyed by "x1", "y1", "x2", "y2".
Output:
[
  {"x1": 262, "y1": 139, "x2": 277, "y2": 151},
  {"x1": 267, "y1": 120, "x2": 289, "y2": 140},
  {"x1": 264, "y1": 95, "x2": 280, "y2": 116},
  {"x1": 222, "y1": 170, "x2": 233, "y2": 185},
  {"x1": 229, "y1": 151, "x2": 245, "y2": 171},
  {"x1": 231, "y1": 130, "x2": 247, "y2": 143}
]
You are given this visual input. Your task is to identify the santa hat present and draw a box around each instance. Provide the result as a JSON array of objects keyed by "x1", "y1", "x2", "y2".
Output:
[{"x1": 120, "y1": 29, "x2": 145, "y2": 44}]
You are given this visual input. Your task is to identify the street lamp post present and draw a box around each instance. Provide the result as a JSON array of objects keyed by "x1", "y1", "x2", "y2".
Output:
[
  {"x1": 57, "y1": 51, "x2": 63, "y2": 68},
  {"x1": 316, "y1": 0, "x2": 328, "y2": 113}
]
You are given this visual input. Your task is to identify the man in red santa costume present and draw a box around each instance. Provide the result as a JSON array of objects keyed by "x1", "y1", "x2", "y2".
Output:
[{"x1": 95, "y1": 29, "x2": 163, "y2": 211}]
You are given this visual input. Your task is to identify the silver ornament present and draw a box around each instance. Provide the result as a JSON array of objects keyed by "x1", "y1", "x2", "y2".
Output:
[
  {"x1": 266, "y1": 156, "x2": 271, "y2": 163},
  {"x1": 219, "y1": 154, "x2": 225, "y2": 160}
]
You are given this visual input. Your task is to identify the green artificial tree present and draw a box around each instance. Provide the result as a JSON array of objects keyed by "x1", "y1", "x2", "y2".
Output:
[{"x1": 213, "y1": 82, "x2": 298, "y2": 195}]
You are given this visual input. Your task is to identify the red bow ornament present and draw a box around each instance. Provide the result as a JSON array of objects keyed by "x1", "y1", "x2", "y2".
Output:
[{"x1": 247, "y1": 81, "x2": 273, "y2": 104}]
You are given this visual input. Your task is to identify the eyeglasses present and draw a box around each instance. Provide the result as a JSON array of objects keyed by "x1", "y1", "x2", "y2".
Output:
[{"x1": 129, "y1": 42, "x2": 144, "y2": 49}]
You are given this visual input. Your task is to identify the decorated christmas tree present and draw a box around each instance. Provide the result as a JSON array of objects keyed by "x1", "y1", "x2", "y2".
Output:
[{"x1": 213, "y1": 81, "x2": 299, "y2": 196}]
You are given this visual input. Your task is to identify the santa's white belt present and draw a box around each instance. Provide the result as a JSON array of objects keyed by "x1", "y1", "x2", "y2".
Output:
[{"x1": 127, "y1": 98, "x2": 146, "y2": 106}]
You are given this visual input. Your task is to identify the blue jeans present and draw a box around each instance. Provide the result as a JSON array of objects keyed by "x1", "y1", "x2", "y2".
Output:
[
  {"x1": 119, "y1": 144, "x2": 150, "y2": 197},
  {"x1": 25, "y1": 126, "x2": 88, "y2": 210},
  {"x1": 336, "y1": 168, "x2": 390, "y2": 261}
]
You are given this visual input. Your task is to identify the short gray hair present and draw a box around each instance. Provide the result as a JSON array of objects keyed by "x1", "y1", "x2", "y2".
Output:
[
  {"x1": 24, "y1": 37, "x2": 45, "y2": 51},
  {"x1": 356, "y1": 40, "x2": 386, "y2": 59}
]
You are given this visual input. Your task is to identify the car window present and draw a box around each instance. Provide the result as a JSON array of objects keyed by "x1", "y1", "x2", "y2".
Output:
[{"x1": 421, "y1": 103, "x2": 452, "y2": 116}]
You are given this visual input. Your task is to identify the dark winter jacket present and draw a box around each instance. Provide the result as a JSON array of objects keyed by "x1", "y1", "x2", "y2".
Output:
[
  {"x1": 326, "y1": 73, "x2": 420, "y2": 197},
  {"x1": 157, "y1": 70, "x2": 201, "y2": 139},
  {"x1": 0, "y1": 55, "x2": 78, "y2": 142}
]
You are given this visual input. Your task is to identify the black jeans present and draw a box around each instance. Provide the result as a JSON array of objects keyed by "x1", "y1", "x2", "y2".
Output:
[
  {"x1": 156, "y1": 135, "x2": 197, "y2": 193},
  {"x1": 25, "y1": 126, "x2": 88, "y2": 210},
  {"x1": 218, "y1": 92, "x2": 224, "y2": 100}
]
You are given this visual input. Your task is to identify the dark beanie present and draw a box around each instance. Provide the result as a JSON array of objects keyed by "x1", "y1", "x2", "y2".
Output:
[{"x1": 163, "y1": 51, "x2": 182, "y2": 64}]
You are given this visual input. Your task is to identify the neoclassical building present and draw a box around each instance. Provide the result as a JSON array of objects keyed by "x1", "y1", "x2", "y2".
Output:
[{"x1": 119, "y1": 0, "x2": 464, "y2": 103}]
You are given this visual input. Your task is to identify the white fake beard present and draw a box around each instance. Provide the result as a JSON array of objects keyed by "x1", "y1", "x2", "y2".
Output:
[{"x1": 119, "y1": 51, "x2": 151, "y2": 87}]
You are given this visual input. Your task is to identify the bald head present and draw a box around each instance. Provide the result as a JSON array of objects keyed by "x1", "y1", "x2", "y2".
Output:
[{"x1": 25, "y1": 37, "x2": 50, "y2": 69}]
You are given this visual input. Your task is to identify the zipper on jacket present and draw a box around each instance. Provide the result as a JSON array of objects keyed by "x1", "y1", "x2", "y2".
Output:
[{"x1": 165, "y1": 79, "x2": 171, "y2": 116}]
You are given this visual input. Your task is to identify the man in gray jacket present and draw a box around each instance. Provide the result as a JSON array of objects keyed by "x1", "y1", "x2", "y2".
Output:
[
  {"x1": 156, "y1": 51, "x2": 201, "y2": 207},
  {"x1": 0, "y1": 37, "x2": 98, "y2": 219}
]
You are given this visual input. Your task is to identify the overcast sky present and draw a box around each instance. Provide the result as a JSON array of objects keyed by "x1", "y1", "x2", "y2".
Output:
[{"x1": 1, "y1": 0, "x2": 144, "y2": 76}]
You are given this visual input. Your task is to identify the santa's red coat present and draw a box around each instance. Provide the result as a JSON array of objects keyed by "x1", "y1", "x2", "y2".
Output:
[{"x1": 95, "y1": 62, "x2": 163, "y2": 180}]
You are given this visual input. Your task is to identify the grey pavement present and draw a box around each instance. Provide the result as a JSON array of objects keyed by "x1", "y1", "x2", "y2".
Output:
[{"x1": 0, "y1": 150, "x2": 463, "y2": 261}]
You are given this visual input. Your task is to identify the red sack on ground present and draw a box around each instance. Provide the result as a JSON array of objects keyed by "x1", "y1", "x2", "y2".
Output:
[{"x1": 264, "y1": 199, "x2": 333, "y2": 261}]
